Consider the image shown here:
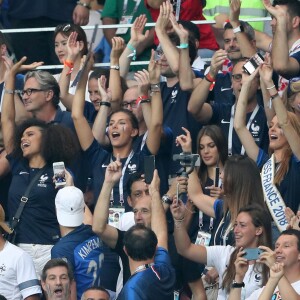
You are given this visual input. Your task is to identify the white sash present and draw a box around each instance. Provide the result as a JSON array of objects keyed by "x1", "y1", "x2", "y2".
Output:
[{"x1": 261, "y1": 154, "x2": 288, "y2": 232}]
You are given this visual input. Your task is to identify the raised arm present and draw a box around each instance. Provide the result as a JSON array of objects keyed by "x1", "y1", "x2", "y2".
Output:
[
  {"x1": 92, "y1": 156, "x2": 122, "y2": 249},
  {"x1": 169, "y1": 13, "x2": 194, "y2": 91},
  {"x1": 175, "y1": 127, "x2": 216, "y2": 217},
  {"x1": 187, "y1": 49, "x2": 227, "y2": 123},
  {"x1": 109, "y1": 37, "x2": 124, "y2": 111},
  {"x1": 233, "y1": 68, "x2": 260, "y2": 161},
  {"x1": 58, "y1": 31, "x2": 82, "y2": 110},
  {"x1": 155, "y1": 2, "x2": 180, "y2": 74},
  {"x1": 260, "y1": 63, "x2": 300, "y2": 159},
  {"x1": 1, "y1": 57, "x2": 43, "y2": 154},
  {"x1": 229, "y1": 0, "x2": 257, "y2": 58},
  {"x1": 71, "y1": 55, "x2": 94, "y2": 151},
  {"x1": 170, "y1": 200, "x2": 208, "y2": 264},
  {"x1": 149, "y1": 170, "x2": 168, "y2": 249},
  {"x1": 119, "y1": 15, "x2": 150, "y2": 79},
  {"x1": 264, "y1": 0, "x2": 300, "y2": 78},
  {"x1": 92, "y1": 76, "x2": 111, "y2": 146}
]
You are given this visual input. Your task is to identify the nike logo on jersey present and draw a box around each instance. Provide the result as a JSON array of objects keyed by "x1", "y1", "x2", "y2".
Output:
[
  {"x1": 221, "y1": 87, "x2": 232, "y2": 92},
  {"x1": 221, "y1": 119, "x2": 230, "y2": 124},
  {"x1": 102, "y1": 164, "x2": 108, "y2": 168},
  {"x1": 19, "y1": 171, "x2": 29, "y2": 175}
]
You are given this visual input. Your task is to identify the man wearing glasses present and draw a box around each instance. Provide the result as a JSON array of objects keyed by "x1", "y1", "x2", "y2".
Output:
[{"x1": 188, "y1": 22, "x2": 269, "y2": 156}]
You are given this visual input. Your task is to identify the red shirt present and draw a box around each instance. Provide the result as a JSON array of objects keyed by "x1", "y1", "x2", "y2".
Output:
[{"x1": 145, "y1": 0, "x2": 219, "y2": 50}]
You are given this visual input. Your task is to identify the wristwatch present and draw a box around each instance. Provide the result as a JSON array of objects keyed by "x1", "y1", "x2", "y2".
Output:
[
  {"x1": 110, "y1": 65, "x2": 120, "y2": 70},
  {"x1": 232, "y1": 280, "x2": 245, "y2": 288},
  {"x1": 233, "y1": 24, "x2": 244, "y2": 34},
  {"x1": 162, "y1": 194, "x2": 172, "y2": 205}
]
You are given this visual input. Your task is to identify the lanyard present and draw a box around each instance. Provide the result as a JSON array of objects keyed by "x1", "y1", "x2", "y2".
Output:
[
  {"x1": 140, "y1": 131, "x2": 148, "y2": 151},
  {"x1": 199, "y1": 211, "x2": 214, "y2": 231},
  {"x1": 134, "y1": 263, "x2": 154, "y2": 275},
  {"x1": 122, "y1": 0, "x2": 141, "y2": 15},
  {"x1": 228, "y1": 104, "x2": 259, "y2": 156},
  {"x1": 110, "y1": 151, "x2": 134, "y2": 206}
]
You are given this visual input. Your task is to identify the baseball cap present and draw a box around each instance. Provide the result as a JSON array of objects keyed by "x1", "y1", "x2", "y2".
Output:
[
  {"x1": 55, "y1": 186, "x2": 84, "y2": 227},
  {"x1": 0, "y1": 205, "x2": 12, "y2": 234}
]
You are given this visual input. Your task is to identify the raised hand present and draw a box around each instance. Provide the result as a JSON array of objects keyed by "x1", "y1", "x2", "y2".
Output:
[
  {"x1": 229, "y1": 0, "x2": 241, "y2": 24},
  {"x1": 170, "y1": 198, "x2": 186, "y2": 221},
  {"x1": 270, "y1": 262, "x2": 285, "y2": 280},
  {"x1": 205, "y1": 185, "x2": 224, "y2": 199},
  {"x1": 9, "y1": 56, "x2": 43, "y2": 75},
  {"x1": 129, "y1": 15, "x2": 149, "y2": 47},
  {"x1": 105, "y1": 154, "x2": 122, "y2": 184},
  {"x1": 155, "y1": 1, "x2": 173, "y2": 33},
  {"x1": 285, "y1": 207, "x2": 300, "y2": 231},
  {"x1": 149, "y1": 169, "x2": 161, "y2": 197},
  {"x1": 97, "y1": 75, "x2": 112, "y2": 103},
  {"x1": 176, "y1": 127, "x2": 192, "y2": 152},
  {"x1": 67, "y1": 31, "x2": 82, "y2": 62},
  {"x1": 209, "y1": 49, "x2": 228, "y2": 78},
  {"x1": 148, "y1": 49, "x2": 161, "y2": 84},
  {"x1": 169, "y1": 13, "x2": 188, "y2": 43},
  {"x1": 110, "y1": 37, "x2": 125, "y2": 64},
  {"x1": 134, "y1": 69, "x2": 150, "y2": 97},
  {"x1": 257, "y1": 246, "x2": 276, "y2": 268}
]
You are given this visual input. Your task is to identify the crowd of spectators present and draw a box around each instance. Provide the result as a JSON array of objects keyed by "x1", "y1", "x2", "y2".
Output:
[{"x1": 0, "y1": 0, "x2": 300, "y2": 299}]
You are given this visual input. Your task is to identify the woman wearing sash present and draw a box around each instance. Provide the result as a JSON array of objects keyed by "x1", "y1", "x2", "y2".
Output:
[{"x1": 234, "y1": 62, "x2": 300, "y2": 241}]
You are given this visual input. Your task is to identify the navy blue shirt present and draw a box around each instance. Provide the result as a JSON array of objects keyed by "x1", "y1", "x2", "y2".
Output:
[
  {"x1": 133, "y1": 127, "x2": 173, "y2": 195},
  {"x1": 7, "y1": 156, "x2": 60, "y2": 244},
  {"x1": 51, "y1": 224, "x2": 120, "y2": 299},
  {"x1": 161, "y1": 81, "x2": 202, "y2": 175},
  {"x1": 117, "y1": 247, "x2": 175, "y2": 300},
  {"x1": 84, "y1": 139, "x2": 151, "y2": 211},
  {"x1": 210, "y1": 102, "x2": 269, "y2": 155}
]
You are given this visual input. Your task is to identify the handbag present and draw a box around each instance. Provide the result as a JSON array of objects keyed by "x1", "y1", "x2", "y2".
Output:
[{"x1": 5, "y1": 168, "x2": 46, "y2": 244}]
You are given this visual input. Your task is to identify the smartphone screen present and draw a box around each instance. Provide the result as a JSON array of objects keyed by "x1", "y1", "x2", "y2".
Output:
[
  {"x1": 243, "y1": 53, "x2": 264, "y2": 75},
  {"x1": 144, "y1": 155, "x2": 155, "y2": 184},
  {"x1": 53, "y1": 162, "x2": 66, "y2": 187}
]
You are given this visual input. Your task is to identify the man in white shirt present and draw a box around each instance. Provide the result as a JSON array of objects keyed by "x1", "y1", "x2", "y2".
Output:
[{"x1": 0, "y1": 205, "x2": 41, "y2": 300}]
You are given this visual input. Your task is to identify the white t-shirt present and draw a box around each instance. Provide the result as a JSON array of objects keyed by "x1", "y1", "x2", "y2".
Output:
[
  {"x1": 206, "y1": 245, "x2": 263, "y2": 300},
  {"x1": 0, "y1": 241, "x2": 41, "y2": 300},
  {"x1": 246, "y1": 279, "x2": 300, "y2": 300}
]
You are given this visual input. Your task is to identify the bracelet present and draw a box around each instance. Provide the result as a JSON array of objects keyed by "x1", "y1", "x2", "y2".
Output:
[
  {"x1": 269, "y1": 92, "x2": 279, "y2": 109},
  {"x1": 127, "y1": 43, "x2": 136, "y2": 61},
  {"x1": 205, "y1": 73, "x2": 215, "y2": 83},
  {"x1": 141, "y1": 99, "x2": 151, "y2": 104},
  {"x1": 136, "y1": 95, "x2": 149, "y2": 106},
  {"x1": 110, "y1": 65, "x2": 120, "y2": 70},
  {"x1": 174, "y1": 216, "x2": 185, "y2": 228},
  {"x1": 76, "y1": 1, "x2": 91, "y2": 9},
  {"x1": 150, "y1": 83, "x2": 160, "y2": 92},
  {"x1": 266, "y1": 84, "x2": 276, "y2": 90},
  {"x1": 4, "y1": 89, "x2": 14, "y2": 94},
  {"x1": 176, "y1": 43, "x2": 189, "y2": 49},
  {"x1": 64, "y1": 60, "x2": 74, "y2": 75},
  {"x1": 100, "y1": 101, "x2": 111, "y2": 107}
]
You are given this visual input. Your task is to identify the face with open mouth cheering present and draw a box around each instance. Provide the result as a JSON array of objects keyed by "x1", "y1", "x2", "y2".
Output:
[
  {"x1": 42, "y1": 265, "x2": 71, "y2": 300},
  {"x1": 108, "y1": 111, "x2": 139, "y2": 149}
]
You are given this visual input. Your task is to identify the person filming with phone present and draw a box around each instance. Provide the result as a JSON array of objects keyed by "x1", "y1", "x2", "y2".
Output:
[{"x1": 171, "y1": 203, "x2": 272, "y2": 299}]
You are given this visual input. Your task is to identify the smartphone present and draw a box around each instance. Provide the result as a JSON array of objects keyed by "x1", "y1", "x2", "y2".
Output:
[
  {"x1": 243, "y1": 53, "x2": 264, "y2": 75},
  {"x1": 53, "y1": 162, "x2": 66, "y2": 187},
  {"x1": 144, "y1": 155, "x2": 155, "y2": 184},
  {"x1": 243, "y1": 248, "x2": 264, "y2": 260},
  {"x1": 214, "y1": 167, "x2": 220, "y2": 187}
]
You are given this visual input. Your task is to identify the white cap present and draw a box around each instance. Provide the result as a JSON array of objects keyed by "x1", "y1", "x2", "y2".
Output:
[{"x1": 55, "y1": 186, "x2": 84, "y2": 227}]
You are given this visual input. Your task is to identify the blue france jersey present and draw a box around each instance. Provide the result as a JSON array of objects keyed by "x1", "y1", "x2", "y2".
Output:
[{"x1": 52, "y1": 225, "x2": 120, "y2": 299}]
